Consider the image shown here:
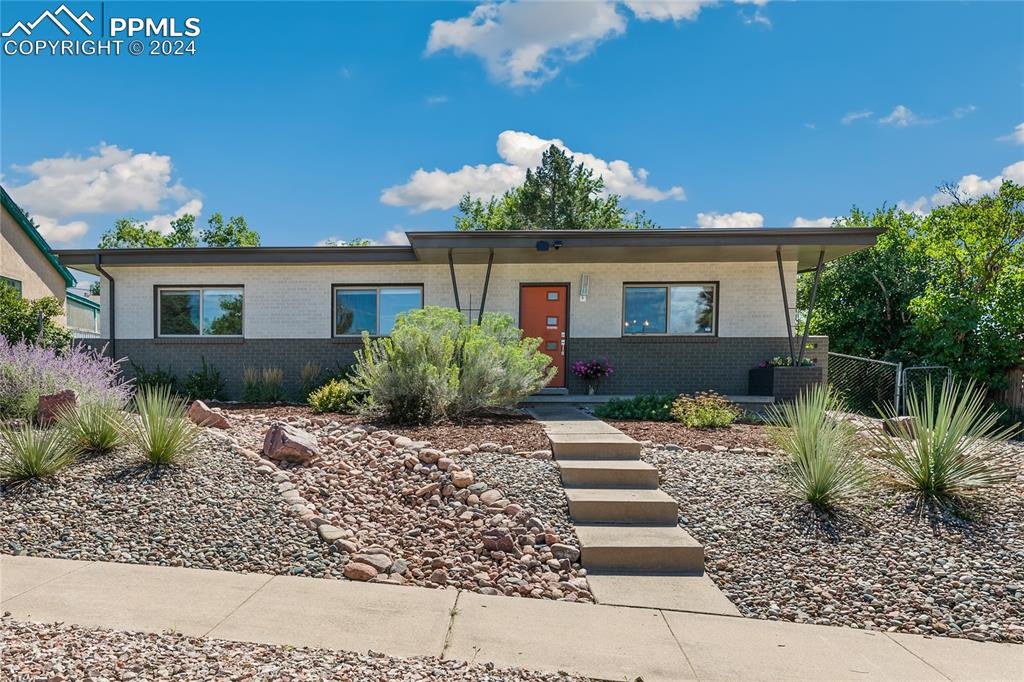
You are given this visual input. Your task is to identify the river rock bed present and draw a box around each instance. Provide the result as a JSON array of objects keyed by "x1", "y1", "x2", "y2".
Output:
[
  {"x1": 0, "y1": 618, "x2": 586, "y2": 682},
  {"x1": 645, "y1": 439, "x2": 1024, "y2": 643},
  {"x1": 231, "y1": 412, "x2": 591, "y2": 601}
]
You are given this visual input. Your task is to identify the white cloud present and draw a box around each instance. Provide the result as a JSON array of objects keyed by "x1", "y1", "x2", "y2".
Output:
[
  {"x1": 426, "y1": 2, "x2": 627, "y2": 87},
  {"x1": 425, "y1": 95, "x2": 449, "y2": 105},
  {"x1": 952, "y1": 104, "x2": 976, "y2": 119},
  {"x1": 741, "y1": 9, "x2": 772, "y2": 27},
  {"x1": 933, "y1": 160, "x2": 1024, "y2": 204},
  {"x1": 999, "y1": 122, "x2": 1024, "y2": 145},
  {"x1": 897, "y1": 196, "x2": 929, "y2": 216},
  {"x1": 791, "y1": 216, "x2": 833, "y2": 228},
  {"x1": 7, "y1": 143, "x2": 193, "y2": 218},
  {"x1": 841, "y1": 110, "x2": 873, "y2": 125},
  {"x1": 32, "y1": 215, "x2": 89, "y2": 244},
  {"x1": 879, "y1": 105, "x2": 918, "y2": 127},
  {"x1": 381, "y1": 229, "x2": 410, "y2": 245},
  {"x1": 381, "y1": 129, "x2": 685, "y2": 212},
  {"x1": 624, "y1": 1, "x2": 716, "y2": 22},
  {"x1": 145, "y1": 199, "x2": 204, "y2": 235},
  {"x1": 695, "y1": 210, "x2": 764, "y2": 228}
]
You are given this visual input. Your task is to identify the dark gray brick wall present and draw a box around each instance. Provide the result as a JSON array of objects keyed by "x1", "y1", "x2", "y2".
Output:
[
  {"x1": 565, "y1": 336, "x2": 828, "y2": 395},
  {"x1": 78, "y1": 335, "x2": 827, "y2": 399}
]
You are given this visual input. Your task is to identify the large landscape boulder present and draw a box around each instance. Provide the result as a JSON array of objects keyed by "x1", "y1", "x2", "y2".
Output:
[
  {"x1": 263, "y1": 422, "x2": 320, "y2": 463},
  {"x1": 187, "y1": 400, "x2": 230, "y2": 429},
  {"x1": 35, "y1": 389, "x2": 79, "y2": 427},
  {"x1": 882, "y1": 416, "x2": 916, "y2": 439}
]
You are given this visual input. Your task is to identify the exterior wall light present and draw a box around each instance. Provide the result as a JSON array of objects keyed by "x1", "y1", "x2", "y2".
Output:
[{"x1": 579, "y1": 273, "x2": 590, "y2": 301}]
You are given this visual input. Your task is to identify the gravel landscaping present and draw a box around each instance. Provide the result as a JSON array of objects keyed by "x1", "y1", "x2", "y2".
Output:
[
  {"x1": 643, "y1": 430, "x2": 1024, "y2": 643},
  {"x1": 0, "y1": 618, "x2": 585, "y2": 682},
  {"x1": 0, "y1": 430, "x2": 341, "y2": 577},
  {"x1": 219, "y1": 405, "x2": 550, "y2": 451},
  {"x1": 230, "y1": 411, "x2": 591, "y2": 601}
]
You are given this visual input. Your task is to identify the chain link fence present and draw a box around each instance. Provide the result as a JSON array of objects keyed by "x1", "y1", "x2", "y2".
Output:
[
  {"x1": 901, "y1": 365, "x2": 953, "y2": 404},
  {"x1": 827, "y1": 352, "x2": 901, "y2": 416}
]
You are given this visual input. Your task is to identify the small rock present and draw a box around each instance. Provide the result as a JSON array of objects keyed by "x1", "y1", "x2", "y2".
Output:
[{"x1": 343, "y1": 562, "x2": 378, "y2": 581}]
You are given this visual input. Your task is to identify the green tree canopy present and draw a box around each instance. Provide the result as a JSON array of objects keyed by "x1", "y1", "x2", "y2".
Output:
[
  {"x1": 455, "y1": 145, "x2": 656, "y2": 231},
  {"x1": 0, "y1": 283, "x2": 72, "y2": 352},
  {"x1": 98, "y1": 212, "x2": 259, "y2": 248},
  {"x1": 801, "y1": 180, "x2": 1024, "y2": 386}
]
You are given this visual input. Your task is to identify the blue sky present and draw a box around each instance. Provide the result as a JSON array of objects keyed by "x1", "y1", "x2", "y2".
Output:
[{"x1": 2, "y1": 0, "x2": 1022, "y2": 250}]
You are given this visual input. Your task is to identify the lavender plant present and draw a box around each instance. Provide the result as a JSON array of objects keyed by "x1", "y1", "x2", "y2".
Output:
[{"x1": 0, "y1": 341, "x2": 131, "y2": 419}]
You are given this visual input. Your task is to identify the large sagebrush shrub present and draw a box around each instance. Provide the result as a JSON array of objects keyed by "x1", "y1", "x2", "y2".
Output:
[
  {"x1": 869, "y1": 379, "x2": 1020, "y2": 510},
  {"x1": 0, "y1": 340, "x2": 131, "y2": 419},
  {"x1": 766, "y1": 384, "x2": 869, "y2": 509},
  {"x1": 350, "y1": 307, "x2": 553, "y2": 424}
]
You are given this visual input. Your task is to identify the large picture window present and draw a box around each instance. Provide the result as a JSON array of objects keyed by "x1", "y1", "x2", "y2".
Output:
[
  {"x1": 623, "y1": 283, "x2": 716, "y2": 336},
  {"x1": 334, "y1": 285, "x2": 423, "y2": 336},
  {"x1": 157, "y1": 287, "x2": 243, "y2": 337}
]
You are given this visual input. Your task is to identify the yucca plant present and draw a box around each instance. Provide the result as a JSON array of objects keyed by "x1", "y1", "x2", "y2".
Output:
[
  {"x1": 122, "y1": 385, "x2": 200, "y2": 465},
  {"x1": 870, "y1": 379, "x2": 1020, "y2": 510},
  {"x1": 766, "y1": 384, "x2": 869, "y2": 508},
  {"x1": 0, "y1": 422, "x2": 78, "y2": 483},
  {"x1": 56, "y1": 399, "x2": 127, "y2": 454}
]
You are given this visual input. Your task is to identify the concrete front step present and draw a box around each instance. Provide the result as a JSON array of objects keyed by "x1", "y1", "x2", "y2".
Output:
[
  {"x1": 565, "y1": 488, "x2": 678, "y2": 524},
  {"x1": 576, "y1": 524, "x2": 704, "y2": 573},
  {"x1": 548, "y1": 433, "x2": 642, "y2": 459},
  {"x1": 558, "y1": 460, "x2": 659, "y2": 489}
]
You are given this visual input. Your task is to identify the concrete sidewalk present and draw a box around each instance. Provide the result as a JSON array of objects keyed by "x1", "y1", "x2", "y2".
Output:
[{"x1": 2, "y1": 555, "x2": 1020, "y2": 681}]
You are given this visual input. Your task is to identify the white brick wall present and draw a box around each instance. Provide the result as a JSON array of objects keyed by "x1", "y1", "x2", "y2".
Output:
[{"x1": 100, "y1": 260, "x2": 797, "y2": 339}]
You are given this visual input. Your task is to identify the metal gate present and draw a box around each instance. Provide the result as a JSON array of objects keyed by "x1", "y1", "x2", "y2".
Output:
[{"x1": 900, "y1": 365, "x2": 953, "y2": 409}]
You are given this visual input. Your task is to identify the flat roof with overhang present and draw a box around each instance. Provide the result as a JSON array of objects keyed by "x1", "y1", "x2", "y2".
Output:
[{"x1": 56, "y1": 227, "x2": 882, "y2": 275}]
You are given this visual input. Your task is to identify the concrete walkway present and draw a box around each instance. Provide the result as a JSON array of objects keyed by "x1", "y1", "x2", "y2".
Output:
[{"x1": 2, "y1": 555, "x2": 1020, "y2": 681}]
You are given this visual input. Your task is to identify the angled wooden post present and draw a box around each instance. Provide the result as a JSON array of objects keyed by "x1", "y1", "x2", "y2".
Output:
[
  {"x1": 447, "y1": 248, "x2": 461, "y2": 312},
  {"x1": 477, "y1": 248, "x2": 494, "y2": 325}
]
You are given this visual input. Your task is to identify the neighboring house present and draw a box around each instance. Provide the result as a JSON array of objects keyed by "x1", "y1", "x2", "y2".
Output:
[
  {"x1": 54, "y1": 228, "x2": 880, "y2": 397},
  {"x1": 1, "y1": 185, "x2": 76, "y2": 320},
  {"x1": 66, "y1": 291, "x2": 102, "y2": 337}
]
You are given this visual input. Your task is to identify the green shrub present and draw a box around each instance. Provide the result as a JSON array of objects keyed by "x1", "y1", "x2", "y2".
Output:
[
  {"x1": 56, "y1": 398, "x2": 126, "y2": 454},
  {"x1": 0, "y1": 422, "x2": 78, "y2": 482},
  {"x1": 869, "y1": 379, "x2": 1020, "y2": 510},
  {"x1": 670, "y1": 392, "x2": 741, "y2": 428},
  {"x1": 242, "y1": 366, "x2": 285, "y2": 403},
  {"x1": 766, "y1": 384, "x2": 869, "y2": 508},
  {"x1": 183, "y1": 357, "x2": 226, "y2": 401},
  {"x1": 132, "y1": 362, "x2": 179, "y2": 394},
  {"x1": 308, "y1": 378, "x2": 353, "y2": 413},
  {"x1": 122, "y1": 385, "x2": 200, "y2": 465},
  {"x1": 0, "y1": 283, "x2": 72, "y2": 352},
  {"x1": 595, "y1": 394, "x2": 675, "y2": 421},
  {"x1": 350, "y1": 307, "x2": 552, "y2": 424}
]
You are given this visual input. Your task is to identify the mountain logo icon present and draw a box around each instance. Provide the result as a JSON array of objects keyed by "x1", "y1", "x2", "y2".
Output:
[{"x1": 3, "y1": 4, "x2": 94, "y2": 37}]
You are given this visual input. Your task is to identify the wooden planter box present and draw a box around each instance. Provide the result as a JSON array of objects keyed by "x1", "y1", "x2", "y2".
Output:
[{"x1": 749, "y1": 366, "x2": 824, "y2": 402}]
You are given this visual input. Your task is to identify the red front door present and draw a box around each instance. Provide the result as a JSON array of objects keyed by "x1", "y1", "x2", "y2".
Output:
[{"x1": 520, "y1": 285, "x2": 568, "y2": 388}]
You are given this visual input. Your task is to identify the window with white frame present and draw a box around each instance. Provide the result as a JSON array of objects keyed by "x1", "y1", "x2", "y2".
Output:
[
  {"x1": 157, "y1": 287, "x2": 244, "y2": 337},
  {"x1": 333, "y1": 285, "x2": 423, "y2": 336},
  {"x1": 622, "y1": 283, "x2": 716, "y2": 335}
]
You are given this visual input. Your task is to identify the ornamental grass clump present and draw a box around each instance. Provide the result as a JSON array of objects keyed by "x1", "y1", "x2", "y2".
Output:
[
  {"x1": 766, "y1": 384, "x2": 869, "y2": 509},
  {"x1": 0, "y1": 340, "x2": 131, "y2": 419},
  {"x1": 56, "y1": 398, "x2": 127, "y2": 454},
  {"x1": 350, "y1": 307, "x2": 552, "y2": 424},
  {"x1": 0, "y1": 422, "x2": 78, "y2": 483},
  {"x1": 869, "y1": 379, "x2": 1020, "y2": 510},
  {"x1": 242, "y1": 366, "x2": 285, "y2": 403},
  {"x1": 670, "y1": 391, "x2": 741, "y2": 428},
  {"x1": 122, "y1": 385, "x2": 200, "y2": 465}
]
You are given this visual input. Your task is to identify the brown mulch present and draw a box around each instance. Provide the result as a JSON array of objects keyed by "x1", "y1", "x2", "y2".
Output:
[
  {"x1": 608, "y1": 420, "x2": 776, "y2": 450},
  {"x1": 216, "y1": 404, "x2": 550, "y2": 451}
]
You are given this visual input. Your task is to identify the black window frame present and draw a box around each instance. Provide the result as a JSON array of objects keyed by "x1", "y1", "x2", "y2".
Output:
[
  {"x1": 331, "y1": 283, "x2": 424, "y2": 337},
  {"x1": 154, "y1": 285, "x2": 245, "y2": 338},
  {"x1": 621, "y1": 281, "x2": 719, "y2": 337}
]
